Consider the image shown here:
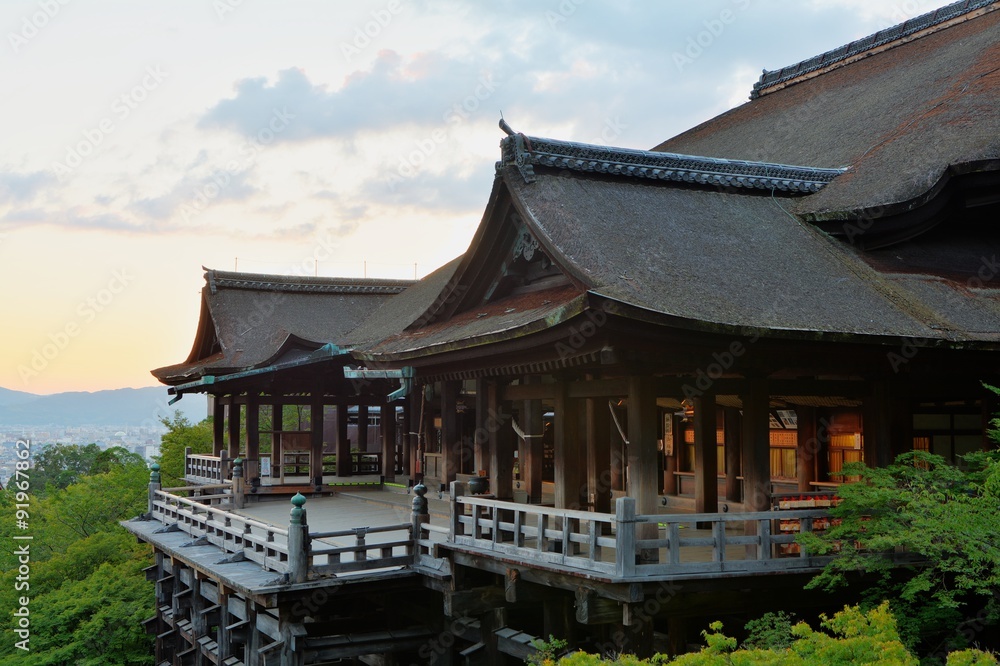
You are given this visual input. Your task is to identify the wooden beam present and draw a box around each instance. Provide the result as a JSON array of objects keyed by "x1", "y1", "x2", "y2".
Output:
[
  {"x1": 663, "y1": 414, "x2": 680, "y2": 496},
  {"x1": 213, "y1": 395, "x2": 225, "y2": 456},
  {"x1": 568, "y1": 378, "x2": 628, "y2": 399},
  {"x1": 310, "y1": 395, "x2": 324, "y2": 486},
  {"x1": 444, "y1": 587, "x2": 507, "y2": 617},
  {"x1": 227, "y1": 402, "x2": 241, "y2": 460},
  {"x1": 627, "y1": 376, "x2": 659, "y2": 558},
  {"x1": 381, "y1": 398, "x2": 396, "y2": 482},
  {"x1": 863, "y1": 379, "x2": 892, "y2": 468},
  {"x1": 475, "y1": 377, "x2": 490, "y2": 476},
  {"x1": 587, "y1": 395, "x2": 612, "y2": 514},
  {"x1": 796, "y1": 405, "x2": 818, "y2": 492},
  {"x1": 554, "y1": 381, "x2": 583, "y2": 510},
  {"x1": 441, "y1": 380, "x2": 460, "y2": 487},
  {"x1": 503, "y1": 382, "x2": 554, "y2": 401},
  {"x1": 404, "y1": 393, "x2": 415, "y2": 479},
  {"x1": 741, "y1": 377, "x2": 771, "y2": 559},
  {"x1": 246, "y1": 393, "x2": 260, "y2": 484},
  {"x1": 522, "y1": 377, "x2": 544, "y2": 504},
  {"x1": 337, "y1": 402, "x2": 351, "y2": 478},
  {"x1": 357, "y1": 403, "x2": 370, "y2": 454},
  {"x1": 575, "y1": 588, "x2": 620, "y2": 625},
  {"x1": 724, "y1": 407, "x2": 742, "y2": 502},
  {"x1": 488, "y1": 380, "x2": 514, "y2": 500},
  {"x1": 693, "y1": 395, "x2": 718, "y2": 516},
  {"x1": 271, "y1": 403, "x2": 283, "y2": 477}
]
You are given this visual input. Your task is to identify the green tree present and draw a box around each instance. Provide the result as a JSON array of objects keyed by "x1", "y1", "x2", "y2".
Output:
[
  {"x1": 543, "y1": 605, "x2": 1000, "y2": 665},
  {"x1": 0, "y1": 531, "x2": 154, "y2": 665},
  {"x1": 797, "y1": 450, "x2": 1000, "y2": 656},
  {"x1": 155, "y1": 411, "x2": 213, "y2": 486},
  {"x1": 30, "y1": 443, "x2": 103, "y2": 492}
]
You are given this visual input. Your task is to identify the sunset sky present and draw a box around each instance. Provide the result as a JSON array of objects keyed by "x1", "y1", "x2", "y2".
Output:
[{"x1": 0, "y1": 0, "x2": 955, "y2": 395}]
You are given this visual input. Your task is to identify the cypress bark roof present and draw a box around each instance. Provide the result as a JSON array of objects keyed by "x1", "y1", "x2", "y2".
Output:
[{"x1": 151, "y1": 269, "x2": 413, "y2": 384}]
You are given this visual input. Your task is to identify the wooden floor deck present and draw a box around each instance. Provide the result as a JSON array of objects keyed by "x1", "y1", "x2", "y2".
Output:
[{"x1": 235, "y1": 489, "x2": 787, "y2": 575}]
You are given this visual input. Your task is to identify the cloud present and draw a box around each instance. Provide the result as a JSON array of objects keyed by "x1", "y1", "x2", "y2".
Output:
[
  {"x1": 198, "y1": 52, "x2": 508, "y2": 140},
  {"x1": 0, "y1": 170, "x2": 56, "y2": 205},
  {"x1": 129, "y1": 167, "x2": 260, "y2": 222}
]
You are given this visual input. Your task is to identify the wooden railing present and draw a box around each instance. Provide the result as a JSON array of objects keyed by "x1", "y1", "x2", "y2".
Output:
[
  {"x1": 309, "y1": 523, "x2": 414, "y2": 575},
  {"x1": 448, "y1": 484, "x2": 832, "y2": 581},
  {"x1": 452, "y1": 491, "x2": 618, "y2": 576},
  {"x1": 145, "y1": 465, "x2": 424, "y2": 582},
  {"x1": 184, "y1": 449, "x2": 230, "y2": 484},
  {"x1": 150, "y1": 489, "x2": 291, "y2": 574}
]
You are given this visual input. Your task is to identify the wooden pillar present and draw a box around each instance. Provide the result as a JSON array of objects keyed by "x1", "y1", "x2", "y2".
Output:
[
  {"x1": 475, "y1": 377, "x2": 490, "y2": 476},
  {"x1": 863, "y1": 379, "x2": 892, "y2": 468},
  {"x1": 337, "y1": 402, "x2": 352, "y2": 478},
  {"x1": 246, "y1": 393, "x2": 260, "y2": 486},
  {"x1": 522, "y1": 390, "x2": 544, "y2": 504},
  {"x1": 217, "y1": 588, "x2": 231, "y2": 663},
  {"x1": 488, "y1": 380, "x2": 514, "y2": 500},
  {"x1": 553, "y1": 381, "x2": 583, "y2": 510},
  {"x1": 402, "y1": 398, "x2": 413, "y2": 479},
  {"x1": 382, "y1": 399, "x2": 397, "y2": 482},
  {"x1": 271, "y1": 403, "x2": 283, "y2": 478},
  {"x1": 587, "y1": 395, "x2": 612, "y2": 514},
  {"x1": 627, "y1": 376, "x2": 659, "y2": 559},
  {"x1": 724, "y1": 406, "x2": 742, "y2": 502},
  {"x1": 227, "y1": 401, "x2": 241, "y2": 462},
  {"x1": 663, "y1": 414, "x2": 679, "y2": 496},
  {"x1": 440, "y1": 381, "x2": 460, "y2": 487},
  {"x1": 212, "y1": 395, "x2": 225, "y2": 455},
  {"x1": 889, "y1": 383, "x2": 911, "y2": 461},
  {"x1": 543, "y1": 596, "x2": 575, "y2": 650},
  {"x1": 310, "y1": 395, "x2": 324, "y2": 487},
  {"x1": 796, "y1": 405, "x2": 818, "y2": 492},
  {"x1": 740, "y1": 377, "x2": 771, "y2": 512},
  {"x1": 693, "y1": 394, "x2": 718, "y2": 515},
  {"x1": 618, "y1": 612, "x2": 655, "y2": 660},
  {"x1": 357, "y1": 403, "x2": 370, "y2": 454},
  {"x1": 627, "y1": 377, "x2": 658, "y2": 514},
  {"x1": 610, "y1": 403, "x2": 626, "y2": 492},
  {"x1": 667, "y1": 616, "x2": 687, "y2": 657},
  {"x1": 816, "y1": 407, "x2": 831, "y2": 483}
]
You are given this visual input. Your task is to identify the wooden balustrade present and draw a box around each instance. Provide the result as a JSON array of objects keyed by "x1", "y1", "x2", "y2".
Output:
[
  {"x1": 150, "y1": 489, "x2": 291, "y2": 574},
  {"x1": 184, "y1": 449, "x2": 230, "y2": 484},
  {"x1": 448, "y1": 483, "x2": 832, "y2": 580}
]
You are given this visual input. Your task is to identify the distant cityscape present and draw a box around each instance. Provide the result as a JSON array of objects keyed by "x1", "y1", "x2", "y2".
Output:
[
  {"x1": 0, "y1": 385, "x2": 209, "y2": 487},
  {"x1": 0, "y1": 423, "x2": 165, "y2": 487}
]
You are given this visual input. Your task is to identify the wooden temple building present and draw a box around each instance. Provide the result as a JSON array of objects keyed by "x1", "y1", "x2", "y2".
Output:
[{"x1": 125, "y1": 2, "x2": 1000, "y2": 663}]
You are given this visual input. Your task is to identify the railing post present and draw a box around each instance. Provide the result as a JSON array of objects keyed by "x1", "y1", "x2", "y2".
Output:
[
  {"x1": 287, "y1": 493, "x2": 309, "y2": 583},
  {"x1": 354, "y1": 528, "x2": 368, "y2": 562},
  {"x1": 232, "y1": 458, "x2": 245, "y2": 509},
  {"x1": 148, "y1": 464, "x2": 161, "y2": 517},
  {"x1": 615, "y1": 497, "x2": 637, "y2": 578},
  {"x1": 184, "y1": 447, "x2": 192, "y2": 479},
  {"x1": 449, "y1": 481, "x2": 465, "y2": 541},
  {"x1": 220, "y1": 450, "x2": 230, "y2": 482},
  {"x1": 412, "y1": 483, "x2": 429, "y2": 558}
]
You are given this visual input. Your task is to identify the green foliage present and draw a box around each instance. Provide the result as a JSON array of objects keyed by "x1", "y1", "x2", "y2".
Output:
[
  {"x1": 528, "y1": 635, "x2": 570, "y2": 665},
  {"x1": 945, "y1": 650, "x2": 999, "y2": 666},
  {"x1": 743, "y1": 612, "x2": 796, "y2": 650},
  {"x1": 0, "y1": 532, "x2": 154, "y2": 665},
  {"x1": 797, "y1": 450, "x2": 1000, "y2": 655},
  {"x1": 30, "y1": 442, "x2": 103, "y2": 492},
  {"x1": 155, "y1": 411, "x2": 213, "y2": 486},
  {"x1": 545, "y1": 604, "x2": 922, "y2": 665},
  {"x1": 0, "y1": 445, "x2": 155, "y2": 665}
]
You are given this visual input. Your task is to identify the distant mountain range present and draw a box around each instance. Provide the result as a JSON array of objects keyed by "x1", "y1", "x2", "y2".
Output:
[{"x1": 0, "y1": 386, "x2": 208, "y2": 427}]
